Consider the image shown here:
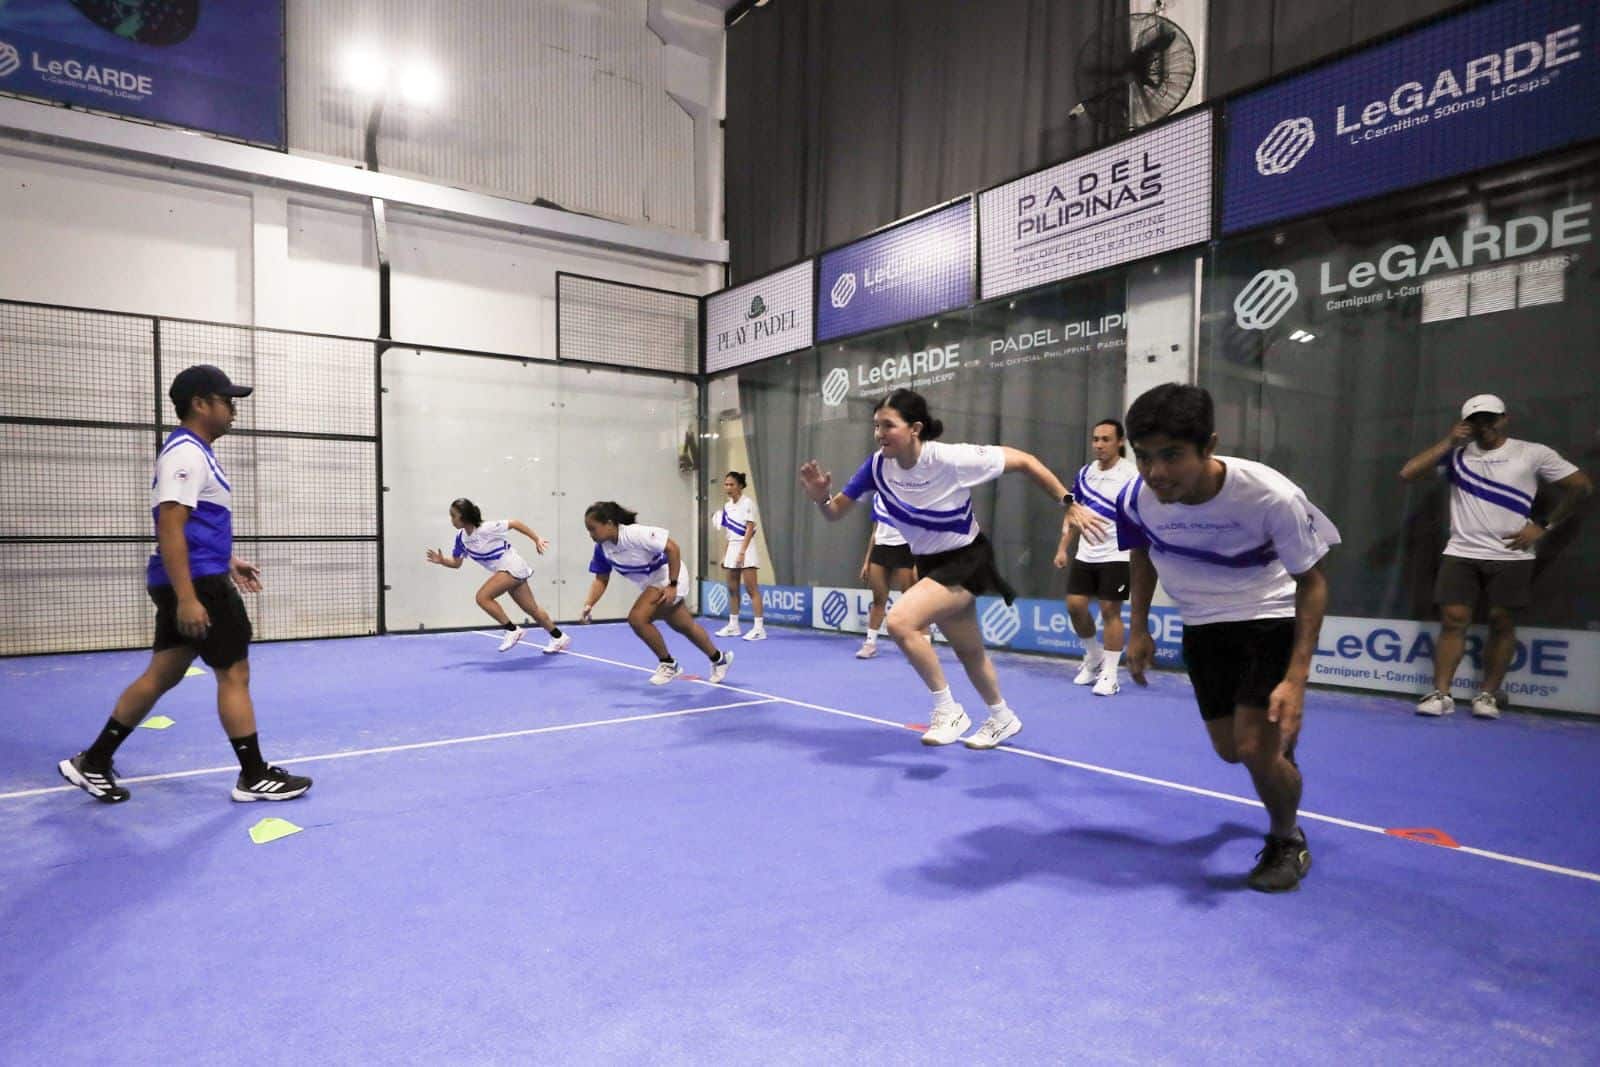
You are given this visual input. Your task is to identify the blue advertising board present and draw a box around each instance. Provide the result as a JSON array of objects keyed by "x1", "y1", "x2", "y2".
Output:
[
  {"x1": 816, "y1": 199, "x2": 974, "y2": 342},
  {"x1": 699, "y1": 580, "x2": 812, "y2": 626},
  {"x1": 0, "y1": 0, "x2": 284, "y2": 146},
  {"x1": 1222, "y1": 0, "x2": 1600, "y2": 234}
]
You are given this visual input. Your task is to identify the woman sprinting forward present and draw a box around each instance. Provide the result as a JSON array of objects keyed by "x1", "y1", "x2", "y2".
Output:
[
  {"x1": 425, "y1": 498, "x2": 569, "y2": 654},
  {"x1": 800, "y1": 388, "x2": 1107, "y2": 748},
  {"x1": 855, "y1": 496, "x2": 917, "y2": 659},
  {"x1": 714, "y1": 471, "x2": 766, "y2": 641},
  {"x1": 580, "y1": 501, "x2": 734, "y2": 685}
]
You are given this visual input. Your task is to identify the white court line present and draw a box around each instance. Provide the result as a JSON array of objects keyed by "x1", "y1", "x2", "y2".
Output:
[
  {"x1": 0, "y1": 699, "x2": 774, "y2": 803},
  {"x1": 493, "y1": 629, "x2": 1600, "y2": 885}
]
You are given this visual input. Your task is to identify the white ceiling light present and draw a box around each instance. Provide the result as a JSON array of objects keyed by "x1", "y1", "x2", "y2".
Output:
[
  {"x1": 342, "y1": 44, "x2": 388, "y2": 95},
  {"x1": 399, "y1": 58, "x2": 444, "y2": 107}
]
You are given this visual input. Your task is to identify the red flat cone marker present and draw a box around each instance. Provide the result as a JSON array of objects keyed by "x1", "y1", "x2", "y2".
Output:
[{"x1": 1386, "y1": 827, "x2": 1460, "y2": 848}]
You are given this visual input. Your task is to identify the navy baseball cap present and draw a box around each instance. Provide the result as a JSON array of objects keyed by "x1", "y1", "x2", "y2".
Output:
[{"x1": 170, "y1": 365, "x2": 253, "y2": 408}]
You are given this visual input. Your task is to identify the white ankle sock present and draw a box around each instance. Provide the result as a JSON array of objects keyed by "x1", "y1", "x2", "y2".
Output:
[
  {"x1": 930, "y1": 686, "x2": 958, "y2": 711},
  {"x1": 1082, "y1": 635, "x2": 1102, "y2": 659},
  {"x1": 986, "y1": 700, "x2": 1013, "y2": 722},
  {"x1": 1101, "y1": 649, "x2": 1122, "y2": 672},
  {"x1": 728, "y1": 614, "x2": 739, "y2": 625},
  {"x1": 864, "y1": 630, "x2": 878, "y2": 644}
]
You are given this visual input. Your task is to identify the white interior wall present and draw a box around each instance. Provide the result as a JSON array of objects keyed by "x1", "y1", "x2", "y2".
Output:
[
  {"x1": 0, "y1": 136, "x2": 713, "y2": 350},
  {"x1": 289, "y1": 0, "x2": 717, "y2": 236}
]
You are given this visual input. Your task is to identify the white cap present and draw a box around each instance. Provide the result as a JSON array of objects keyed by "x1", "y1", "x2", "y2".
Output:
[{"x1": 1461, "y1": 394, "x2": 1505, "y2": 419}]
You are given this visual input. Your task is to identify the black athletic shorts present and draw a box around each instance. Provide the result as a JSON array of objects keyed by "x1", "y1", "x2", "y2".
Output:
[
  {"x1": 868, "y1": 542, "x2": 915, "y2": 571},
  {"x1": 1066, "y1": 560, "x2": 1131, "y2": 601},
  {"x1": 1181, "y1": 619, "x2": 1296, "y2": 722},
  {"x1": 150, "y1": 572, "x2": 252, "y2": 669},
  {"x1": 1433, "y1": 554, "x2": 1534, "y2": 611},
  {"x1": 914, "y1": 534, "x2": 1016, "y2": 604}
]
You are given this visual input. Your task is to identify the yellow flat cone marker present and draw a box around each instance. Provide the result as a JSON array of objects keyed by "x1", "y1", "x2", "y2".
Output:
[
  {"x1": 249, "y1": 817, "x2": 303, "y2": 845},
  {"x1": 137, "y1": 715, "x2": 176, "y2": 730},
  {"x1": 184, "y1": 666, "x2": 206, "y2": 678}
]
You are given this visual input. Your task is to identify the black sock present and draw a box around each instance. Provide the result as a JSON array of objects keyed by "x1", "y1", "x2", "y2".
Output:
[
  {"x1": 84, "y1": 717, "x2": 133, "y2": 768},
  {"x1": 660, "y1": 655, "x2": 676, "y2": 665},
  {"x1": 711, "y1": 650, "x2": 725, "y2": 665},
  {"x1": 504, "y1": 621, "x2": 519, "y2": 631},
  {"x1": 230, "y1": 733, "x2": 268, "y2": 777},
  {"x1": 549, "y1": 626, "x2": 563, "y2": 638}
]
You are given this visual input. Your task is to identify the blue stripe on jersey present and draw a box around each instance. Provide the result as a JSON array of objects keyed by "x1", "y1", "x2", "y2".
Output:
[
  {"x1": 160, "y1": 429, "x2": 231, "y2": 492},
  {"x1": 147, "y1": 499, "x2": 233, "y2": 586},
  {"x1": 609, "y1": 553, "x2": 669, "y2": 575},
  {"x1": 452, "y1": 532, "x2": 465, "y2": 558},
  {"x1": 1074, "y1": 465, "x2": 1121, "y2": 513},
  {"x1": 1123, "y1": 479, "x2": 1279, "y2": 569},
  {"x1": 872, "y1": 454, "x2": 973, "y2": 519},
  {"x1": 720, "y1": 509, "x2": 747, "y2": 536},
  {"x1": 841, "y1": 455, "x2": 875, "y2": 500},
  {"x1": 1447, "y1": 448, "x2": 1532, "y2": 517},
  {"x1": 464, "y1": 546, "x2": 508, "y2": 562},
  {"x1": 589, "y1": 543, "x2": 612, "y2": 576}
]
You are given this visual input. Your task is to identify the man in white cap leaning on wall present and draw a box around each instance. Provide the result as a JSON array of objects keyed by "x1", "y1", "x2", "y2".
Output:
[{"x1": 1399, "y1": 394, "x2": 1592, "y2": 718}]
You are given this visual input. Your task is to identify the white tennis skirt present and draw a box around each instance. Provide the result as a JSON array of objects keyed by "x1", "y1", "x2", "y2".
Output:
[{"x1": 721, "y1": 541, "x2": 760, "y2": 570}]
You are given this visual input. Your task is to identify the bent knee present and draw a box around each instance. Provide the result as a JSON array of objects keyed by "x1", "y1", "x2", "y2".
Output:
[{"x1": 1438, "y1": 606, "x2": 1471, "y2": 630}]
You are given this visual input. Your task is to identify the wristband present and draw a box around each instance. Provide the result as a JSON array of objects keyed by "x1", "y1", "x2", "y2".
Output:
[{"x1": 1061, "y1": 491, "x2": 1075, "y2": 508}]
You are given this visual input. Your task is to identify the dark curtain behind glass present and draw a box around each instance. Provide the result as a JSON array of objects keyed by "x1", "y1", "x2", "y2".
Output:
[
  {"x1": 1207, "y1": 0, "x2": 1464, "y2": 98},
  {"x1": 725, "y1": 0, "x2": 1127, "y2": 283},
  {"x1": 1203, "y1": 145, "x2": 1600, "y2": 628},
  {"x1": 732, "y1": 272, "x2": 1128, "y2": 597}
]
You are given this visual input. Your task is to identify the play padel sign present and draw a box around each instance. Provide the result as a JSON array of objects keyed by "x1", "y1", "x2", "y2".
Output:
[{"x1": 705, "y1": 261, "x2": 814, "y2": 373}]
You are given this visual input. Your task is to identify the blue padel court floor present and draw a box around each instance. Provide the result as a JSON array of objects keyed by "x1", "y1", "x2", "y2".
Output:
[{"x1": 3, "y1": 622, "x2": 1599, "y2": 1063}]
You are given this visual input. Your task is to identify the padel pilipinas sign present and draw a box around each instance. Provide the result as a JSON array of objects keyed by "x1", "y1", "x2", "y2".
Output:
[
  {"x1": 816, "y1": 200, "x2": 974, "y2": 343},
  {"x1": 1223, "y1": 0, "x2": 1600, "y2": 234},
  {"x1": 705, "y1": 261, "x2": 815, "y2": 374},
  {"x1": 980, "y1": 109, "x2": 1213, "y2": 300},
  {"x1": 0, "y1": 0, "x2": 285, "y2": 146}
]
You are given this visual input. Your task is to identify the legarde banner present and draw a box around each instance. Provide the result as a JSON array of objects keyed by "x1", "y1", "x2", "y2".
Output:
[{"x1": 0, "y1": 0, "x2": 285, "y2": 146}]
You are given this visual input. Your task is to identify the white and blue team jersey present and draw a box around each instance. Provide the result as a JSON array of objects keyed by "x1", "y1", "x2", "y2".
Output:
[
  {"x1": 717, "y1": 496, "x2": 757, "y2": 544},
  {"x1": 148, "y1": 428, "x2": 233, "y2": 587},
  {"x1": 1437, "y1": 439, "x2": 1578, "y2": 561},
  {"x1": 1114, "y1": 456, "x2": 1340, "y2": 626},
  {"x1": 1072, "y1": 457, "x2": 1138, "y2": 564},
  {"x1": 590, "y1": 523, "x2": 691, "y2": 603},
  {"x1": 870, "y1": 495, "x2": 907, "y2": 547},
  {"x1": 840, "y1": 442, "x2": 1006, "y2": 556},
  {"x1": 451, "y1": 520, "x2": 533, "y2": 580}
]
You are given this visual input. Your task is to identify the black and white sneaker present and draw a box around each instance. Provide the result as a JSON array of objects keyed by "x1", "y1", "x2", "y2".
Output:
[
  {"x1": 1247, "y1": 830, "x2": 1312, "y2": 893},
  {"x1": 58, "y1": 753, "x2": 130, "y2": 803},
  {"x1": 232, "y1": 765, "x2": 313, "y2": 802}
]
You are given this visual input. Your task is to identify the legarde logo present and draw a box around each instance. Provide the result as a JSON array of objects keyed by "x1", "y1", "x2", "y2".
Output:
[
  {"x1": 705, "y1": 583, "x2": 729, "y2": 617},
  {"x1": 830, "y1": 272, "x2": 857, "y2": 309},
  {"x1": 980, "y1": 601, "x2": 1021, "y2": 646},
  {"x1": 820, "y1": 590, "x2": 850, "y2": 628},
  {"x1": 0, "y1": 42, "x2": 20, "y2": 78},
  {"x1": 1255, "y1": 117, "x2": 1316, "y2": 176},
  {"x1": 820, "y1": 366, "x2": 850, "y2": 407},
  {"x1": 1234, "y1": 268, "x2": 1299, "y2": 330}
]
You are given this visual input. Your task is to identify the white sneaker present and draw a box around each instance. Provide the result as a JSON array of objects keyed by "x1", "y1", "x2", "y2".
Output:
[
  {"x1": 1415, "y1": 690, "x2": 1455, "y2": 716},
  {"x1": 1092, "y1": 673, "x2": 1120, "y2": 697},
  {"x1": 497, "y1": 627, "x2": 524, "y2": 652},
  {"x1": 542, "y1": 633, "x2": 571, "y2": 654},
  {"x1": 1471, "y1": 691, "x2": 1502, "y2": 719},
  {"x1": 649, "y1": 661, "x2": 681, "y2": 686},
  {"x1": 1073, "y1": 657, "x2": 1102, "y2": 685},
  {"x1": 715, "y1": 621, "x2": 742, "y2": 637},
  {"x1": 855, "y1": 640, "x2": 878, "y2": 659},
  {"x1": 709, "y1": 650, "x2": 734, "y2": 684},
  {"x1": 920, "y1": 705, "x2": 970, "y2": 746},
  {"x1": 742, "y1": 626, "x2": 767, "y2": 641},
  {"x1": 963, "y1": 712, "x2": 1022, "y2": 750}
]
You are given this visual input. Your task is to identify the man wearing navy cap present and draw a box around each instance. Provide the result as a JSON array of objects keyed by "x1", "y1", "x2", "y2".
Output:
[
  {"x1": 58, "y1": 366, "x2": 312, "y2": 803},
  {"x1": 1400, "y1": 394, "x2": 1592, "y2": 719}
]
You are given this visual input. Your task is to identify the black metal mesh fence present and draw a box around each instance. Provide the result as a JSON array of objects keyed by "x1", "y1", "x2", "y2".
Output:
[{"x1": 0, "y1": 301, "x2": 379, "y2": 655}]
